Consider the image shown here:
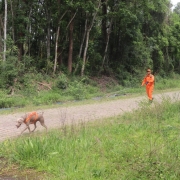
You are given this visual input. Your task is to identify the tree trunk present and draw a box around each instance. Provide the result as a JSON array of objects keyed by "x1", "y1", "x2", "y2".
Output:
[
  {"x1": 47, "y1": 19, "x2": 51, "y2": 60},
  {"x1": 165, "y1": 46, "x2": 170, "y2": 72},
  {"x1": 53, "y1": 26, "x2": 60, "y2": 75},
  {"x1": 68, "y1": 23, "x2": 74, "y2": 73},
  {"x1": 81, "y1": 29, "x2": 90, "y2": 76},
  {"x1": 0, "y1": 26, "x2": 2, "y2": 59},
  {"x1": 101, "y1": 19, "x2": 113, "y2": 69},
  {"x1": 101, "y1": 0, "x2": 107, "y2": 48},
  {"x1": 81, "y1": 0, "x2": 101, "y2": 76},
  {"x1": 0, "y1": 15, "x2": 2, "y2": 58},
  {"x1": 53, "y1": 9, "x2": 68, "y2": 74},
  {"x1": 102, "y1": 30, "x2": 110, "y2": 68},
  {"x1": 67, "y1": 12, "x2": 75, "y2": 74},
  {"x1": 10, "y1": 0, "x2": 15, "y2": 42},
  {"x1": 3, "y1": 0, "x2": 7, "y2": 61},
  {"x1": 74, "y1": 19, "x2": 87, "y2": 74},
  {"x1": 17, "y1": 38, "x2": 24, "y2": 61},
  {"x1": 57, "y1": 47, "x2": 63, "y2": 65}
]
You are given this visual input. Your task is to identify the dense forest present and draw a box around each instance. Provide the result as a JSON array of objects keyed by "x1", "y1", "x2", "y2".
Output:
[{"x1": 0, "y1": 0, "x2": 180, "y2": 87}]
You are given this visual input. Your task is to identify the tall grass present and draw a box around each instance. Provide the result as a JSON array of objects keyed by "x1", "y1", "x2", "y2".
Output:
[{"x1": 1, "y1": 98, "x2": 180, "y2": 179}]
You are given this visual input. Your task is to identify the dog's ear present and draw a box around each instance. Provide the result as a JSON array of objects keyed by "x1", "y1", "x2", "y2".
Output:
[
  {"x1": 22, "y1": 113, "x2": 27, "y2": 119},
  {"x1": 17, "y1": 118, "x2": 23, "y2": 123},
  {"x1": 38, "y1": 111, "x2": 44, "y2": 115}
]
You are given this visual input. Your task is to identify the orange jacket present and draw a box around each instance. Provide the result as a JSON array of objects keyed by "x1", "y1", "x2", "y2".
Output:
[
  {"x1": 24, "y1": 112, "x2": 38, "y2": 124},
  {"x1": 141, "y1": 74, "x2": 155, "y2": 87}
]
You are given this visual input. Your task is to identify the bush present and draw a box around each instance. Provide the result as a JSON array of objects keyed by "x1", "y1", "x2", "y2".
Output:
[
  {"x1": 0, "y1": 90, "x2": 27, "y2": 108},
  {"x1": 54, "y1": 74, "x2": 69, "y2": 90},
  {"x1": 33, "y1": 91, "x2": 61, "y2": 105},
  {"x1": 155, "y1": 75, "x2": 179, "y2": 90},
  {"x1": 65, "y1": 80, "x2": 87, "y2": 100},
  {"x1": 0, "y1": 56, "x2": 19, "y2": 87},
  {"x1": 18, "y1": 73, "x2": 38, "y2": 96},
  {"x1": 0, "y1": 97, "x2": 14, "y2": 108}
]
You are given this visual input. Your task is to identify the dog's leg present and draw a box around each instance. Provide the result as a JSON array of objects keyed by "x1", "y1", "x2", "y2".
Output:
[
  {"x1": 40, "y1": 121, "x2": 47, "y2": 132},
  {"x1": 41, "y1": 123, "x2": 47, "y2": 132},
  {"x1": 21, "y1": 126, "x2": 28, "y2": 134},
  {"x1": 39, "y1": 117, "x2": 48, "y2": 132},
  {"x1": 27, "y1": 125, "x2": 31, "y2": 133},
  {"x1": 31, "y1": 123, "x2": 37, "y2": 132}
]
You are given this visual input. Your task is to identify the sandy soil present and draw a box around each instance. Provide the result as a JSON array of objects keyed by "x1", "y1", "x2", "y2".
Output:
[{"x1": 0, "y1": 90, "x2": 180, "y2": 142}]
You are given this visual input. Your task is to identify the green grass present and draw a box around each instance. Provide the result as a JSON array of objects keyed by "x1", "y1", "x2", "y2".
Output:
[{"x1": 1, "y1": 98, "x2": 180, "y2": 179}]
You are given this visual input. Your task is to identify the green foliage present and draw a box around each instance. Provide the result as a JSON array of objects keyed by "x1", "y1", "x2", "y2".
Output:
[
  {"x1": 173, "y1": 2, "x2": 180, "y2": 14},
  {"x1": 2, "y1": 0, "x2": 180, "y2": 111},
  {"x1": 22, "y1": 56, "x2": 36, "y2": 70},
  {"x1": 0, "y1": 0, "x2": 179, "y2": 77},
  {"x1": 5, "y1": 35, "x2": 19, "y2": 56},
  {"x1": 54, "y1": 74, "x2": 69, "y2": 90},
  {"x1": 20, "y1": 73, "x2": 38, "y2": 96},
  {"x1": 53, "y1": 75, "x2": 101, "y2": 100},
  {"x1": 33, "y1": 91, "x2": 62, "y2": 105},
  {"x1": 0, "y1": 57, "x2": 19, "y2": 87},
  {"x1": 155, "y1": 74, "x2": 180, "y2": 90},
  {"x1": 0, "y1": 90, "x2": 14, "y2": 108},
  {"x1": 64, "y1": 80, "x2": 89, "y2": 100},
  {"x1": 115, "y1": 66, "x2": 140, "y2": 88},
  {"x1": 1, "y1": 69, "x2": 180, "y2": 109},
  {"x1": 0, "y1": 90, "x2": 26, "y2": 108}
]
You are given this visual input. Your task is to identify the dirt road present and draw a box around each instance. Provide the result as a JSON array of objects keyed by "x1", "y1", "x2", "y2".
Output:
[{"x1": 0, "y1": 91, "x2": 180, "y2": 142}]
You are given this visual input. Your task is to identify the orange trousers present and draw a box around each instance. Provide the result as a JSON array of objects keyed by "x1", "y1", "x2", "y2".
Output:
[{"x1": 146, "y1": 85, "x2": 154, "y2": 100}]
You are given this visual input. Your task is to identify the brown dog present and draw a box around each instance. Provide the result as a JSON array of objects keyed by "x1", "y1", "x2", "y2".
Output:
[{"x1": 16, "y1": 111, "x2": 47, "y2": 134}]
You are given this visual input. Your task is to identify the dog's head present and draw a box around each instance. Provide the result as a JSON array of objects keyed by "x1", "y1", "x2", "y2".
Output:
[{"x1": 16, "y1": 118, "x2": 24, "y2": 128}]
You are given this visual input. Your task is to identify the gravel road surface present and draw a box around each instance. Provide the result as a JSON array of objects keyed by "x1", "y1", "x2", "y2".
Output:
[{"x1": 0, "y1": 91, "x2": 180, "y2": 142}]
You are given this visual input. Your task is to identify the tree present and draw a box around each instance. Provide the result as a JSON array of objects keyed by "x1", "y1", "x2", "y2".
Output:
[
  {"x1": 67, "y1": 9, "x2": 77, "y2": 74},
  {"x1": 3, "y1": 0, "x2": 7, "y2": 61},
  {"x1": 0, "y1": 0, "x2": 176, "y2": 80},
  {"x1": 173, "y1": 2, "x2": 180, "y2": 15},
  {"x1": 81, "y1": 0, "x2": 101, "y2": 76}
]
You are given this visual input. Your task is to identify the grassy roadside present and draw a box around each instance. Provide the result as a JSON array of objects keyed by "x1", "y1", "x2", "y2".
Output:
[
  {"x1": 1, "y1": 76, "x2": 180, "y2": 179},
  {"x1": 0, "y1": 73, "x2": 180, "y2": 115},
  {"x1": 1, "y1": 96, "x2": 180, "y2": 179}
]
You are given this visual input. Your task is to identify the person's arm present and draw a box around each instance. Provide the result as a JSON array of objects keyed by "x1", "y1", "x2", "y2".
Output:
[
  {"x1": 148, "y1": 75, "x2": 154, "y2": 82},
  {"x1": 141, "y1": 77, "x2": 146, "y2": 86}
]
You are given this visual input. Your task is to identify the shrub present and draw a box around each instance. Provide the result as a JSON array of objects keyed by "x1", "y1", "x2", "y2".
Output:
[
  {"x1": 65, "y1": 81, "x2": 85, "y2": 100},
  {"x1": 55, "y1": 74, "x2": 69, "y2": 90},
  {"x1": 0, "y1": 56, "x2": 19, "y2": 87},
  {"x1": 0, "y1": 91, "x2": 14, "y2": 108},
  {"x1": 19, "y1": 74, "x2": 38, "y2": 96},
  {"x1": 33, "y1": 91, "x2": 61, "y2": 105}
]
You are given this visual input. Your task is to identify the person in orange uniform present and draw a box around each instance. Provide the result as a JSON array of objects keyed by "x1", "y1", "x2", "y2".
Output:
[{"x1": 141, "y1": 68, "x2": 155, "y2": 102}]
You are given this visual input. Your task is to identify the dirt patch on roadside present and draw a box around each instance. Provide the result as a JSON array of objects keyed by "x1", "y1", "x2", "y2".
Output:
[
  {"x1": 91, "y1": 75, "x2": 119, "y2": 91},
  {"x1": 0, "y1": 157, "x2": 48, "y2": 180}
]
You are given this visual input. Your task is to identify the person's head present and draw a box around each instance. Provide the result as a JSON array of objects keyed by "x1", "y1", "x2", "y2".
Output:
[{"x1": 146, "y1": 68, "x2": 151, "y2": 74}]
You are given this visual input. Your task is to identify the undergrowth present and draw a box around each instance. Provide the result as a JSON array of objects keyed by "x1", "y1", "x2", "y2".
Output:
[{"x1": 0, "y1": 72, "x2": 180, "y2": 109}]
